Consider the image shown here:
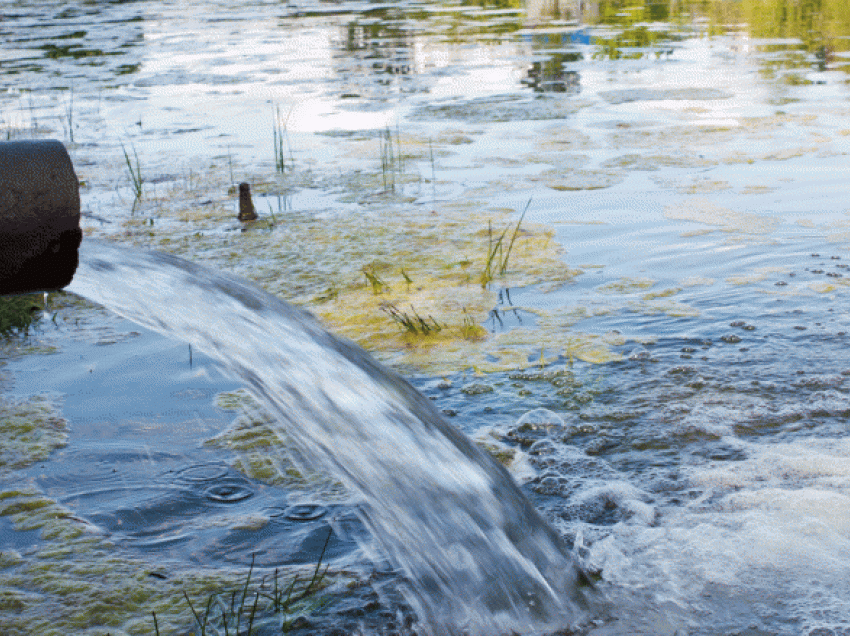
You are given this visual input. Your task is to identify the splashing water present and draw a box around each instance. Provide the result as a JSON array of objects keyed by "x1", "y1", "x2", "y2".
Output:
[{"x1": 67, "y1": 240, "x2": 596, "y2": 635}]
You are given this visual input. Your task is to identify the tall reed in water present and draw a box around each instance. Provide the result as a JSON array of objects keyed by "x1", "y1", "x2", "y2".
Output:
[
  {"x1": 121, "y1": 142, "x2": 143, "y2": 204},
  {"x1": 481, "y1": 198, "x2": 531, "y2": 288},
  {"x1": 273, "y1": 104, "x2": 294, "y2": 173}
]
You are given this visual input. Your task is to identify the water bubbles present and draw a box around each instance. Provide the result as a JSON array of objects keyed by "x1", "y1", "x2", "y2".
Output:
[
  {"x1": 528, "y1": 439, "x2": 558, "y2": 456},
  {"x1": 628, "y1": 347, "x2": 652, "y2": 361},
  {"x1": 515, "y1": 407, "x2": 565, "y2": 430}
]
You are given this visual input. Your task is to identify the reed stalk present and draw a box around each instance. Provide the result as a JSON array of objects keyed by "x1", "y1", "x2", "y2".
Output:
[{"x1": 121, "y1": 142, "x2": 143, "y2": 202}]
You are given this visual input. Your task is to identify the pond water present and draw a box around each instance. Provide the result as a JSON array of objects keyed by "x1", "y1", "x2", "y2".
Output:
[{"x1": 2, "y1": 1, "x2": 850, "y2": 635}]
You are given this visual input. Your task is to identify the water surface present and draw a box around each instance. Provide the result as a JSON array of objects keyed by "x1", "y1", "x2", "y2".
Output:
[{"x1": 2, "y1": 1, "x2": 850, "y2": 635}]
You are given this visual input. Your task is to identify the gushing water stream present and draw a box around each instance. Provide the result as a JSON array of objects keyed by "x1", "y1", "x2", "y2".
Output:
[{"x1": 67, "y1": 239, "x2": 596, "y2": 636}]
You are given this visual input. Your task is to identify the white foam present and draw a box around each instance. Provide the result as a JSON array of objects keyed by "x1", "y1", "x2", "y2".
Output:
[{"x1": 587, "y1": 437, "x2": 850, "y2": 634}]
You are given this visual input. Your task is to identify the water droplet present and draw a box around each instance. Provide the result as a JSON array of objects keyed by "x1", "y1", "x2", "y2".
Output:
[{"x1": 205, "y1": 483, "x2": 253, "y2": 503}]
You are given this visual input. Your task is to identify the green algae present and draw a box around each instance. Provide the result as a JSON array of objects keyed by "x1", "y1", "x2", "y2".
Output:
[
  {"x1": 209, "y1": 390, "x2": 345, "y2": 496},
  {"x1": 536, "y1": 167, "x2": 625, "y2": 191},
  {"x1": 597, "y1": 277, "x2": 656, "y2": 294},
  {"x1": 0, "y1": 396, "x2": 69, "y2": 471},
  {"x1": 81, "y1": 143, "x2": 647, "y2": 376},
  {"x1": 664, "y1": 198, "x2": 779, "y2": 235},
  {"x1": 642, "y1": 287, "x2": 682, "y2": 300},
  {"x1": 0, "y1": 295, "x2": 43, "y2": 336},
  {"x1": 601, "y1": 153, "x2": 716, "y2": 171},
  {"x1": 598, "y1": 88, "x2": 733, "y2": 104},
  {"x1": 0, "y1": 485, "x2": 345, "y2": 636},
  {"x1": 413, "y1": 93, "x2": 585, "y2": 123}
]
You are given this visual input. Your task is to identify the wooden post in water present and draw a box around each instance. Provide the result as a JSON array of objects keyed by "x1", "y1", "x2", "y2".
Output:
[{"x1": 237, "y1": 182, "x2": 257, "y2": 221}]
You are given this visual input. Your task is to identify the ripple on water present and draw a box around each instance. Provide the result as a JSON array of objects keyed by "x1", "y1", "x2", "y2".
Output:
[
  {"x1": 279, "y1": 503, "x2": 328, "y2": 521},
  {"x1": 173, "y1": 462, "x2": 229, "y2": 482},
  {"x1": 204, "y1": 480, "x2": 254, "y2": 503}
]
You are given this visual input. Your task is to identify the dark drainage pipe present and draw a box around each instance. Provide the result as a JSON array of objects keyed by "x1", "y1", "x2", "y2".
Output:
[{"x1": 0, "y1": 139, "x2": 81, "y2": 296}]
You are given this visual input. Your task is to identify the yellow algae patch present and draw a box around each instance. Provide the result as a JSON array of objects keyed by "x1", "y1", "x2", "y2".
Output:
[
  {"x1": 642, "y1": 287, "x2": 681, "y2": 300},
  {"x1": 371, "y1": 310, "x2": 624, "y2": 374},
  {"x1": 680, "y1": 228, "x2": 715, "y2": 238},
  {"x1": 740, "y1": 185, "x2": 773, "y2": 195},
  {"x1": 809, "y1": 281, "x2": 838, "y2": 294},
  {"x1": 664, "y1": 198, "x2": 778, "y2": 235},
  {"x1": 0, "y1": 396, "x2": 69, "y2": 471},
  {"x1": 85, "y1": 163, "x2": 609, "y2": 375},
  {"x1": 537, "y1": 168, "x2": 625, "y2": 191},
  {"x1": 597, "y1": 277, "x2": 656, "y2": 294},
  {"x1": 827, "y1": 230, "x2": 850, "y2": 243},
  {"x1": 561, "y1": 334, "x2": 623, "y2": 365},
  {"x1": 681, "y1": 276, "x2": 715, "y2": 287},
  {"x1": 631, "y1": 299, "x2": 700, "y2": 318},
  {"x1": 726, "y1": 266, "x2": 788, "y2": 285},
  {"x1": 602, "y1": 153, "x2": 715, "y2": 171},
  {"x1": 762, "y1": 146, "x2": 819, "y2": 161},
  {"x1": 537, "y1": 124, "x2": 596, "y2": 151},
  {"x1": 680, "y1": 179, "x2": 732, "y2": 194}
]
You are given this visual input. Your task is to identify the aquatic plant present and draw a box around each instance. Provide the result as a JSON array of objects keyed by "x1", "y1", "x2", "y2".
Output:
[
  {"x1": 481, "y1": 198, "x2": 531, "y2": 288},
  {"x1": 154, "y1": 531, "x2": 332, "y2": 636},
  {"x1": 273, "y1": 104, "x2": 294, "y2": 173},
  {"x1": 0, "y1": 294, "x2": 42, "y2": 336},
  {"x1": 461, "y1": 308, "x2": 487, "y2": 340},
  {"x1": 362, "y1": 265, "x2": 389, "y2": 295},
  {"x1": 63, "y1": 85, "x2": 74, "y2": 144},
  {"x1": 381, "y1": 302, "x2": 442, "y2": 335},
  {"x1": 120, "y1": 142, "x2": 143, "y2": 203},
  {"x1": 379, "y1": 125, "x2": 404, "y2": 192}
]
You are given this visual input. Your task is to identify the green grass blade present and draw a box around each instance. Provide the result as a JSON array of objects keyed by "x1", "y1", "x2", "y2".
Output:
[{"x1": 500, "y1": 197, "x2": 531, "y2": 275}]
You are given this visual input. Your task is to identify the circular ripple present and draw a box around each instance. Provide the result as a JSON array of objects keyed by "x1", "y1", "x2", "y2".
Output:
[
  {"x1": 174, "y1": 463, "x2": 229, "y2": 482},
  {"x1": 204, "y1": 483, "x2": 254, "y2": 503},
  {"x1": 282, "y1": 503, "x2": 327, "y2": 521}
]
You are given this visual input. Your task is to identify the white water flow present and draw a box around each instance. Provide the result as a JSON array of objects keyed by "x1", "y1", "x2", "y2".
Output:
[{"x1": 67, "y1": 240, "x2": 597, "y2": 635}]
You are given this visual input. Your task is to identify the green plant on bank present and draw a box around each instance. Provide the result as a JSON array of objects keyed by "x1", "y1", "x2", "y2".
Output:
[
  {"x1": 379, "y1": 125, "x2": 403, "y2": 192},
  {"x1": 153, "y1": 530, "x2": 333, "y2": 636},
  {"x1": 381, "y1": 302, "x2": 442, "y2": 335},
  {"x1": 480, "y1": 198, "x2": 531, "y2": 288},
  {"x1": 121, "y1": 142, "x2": 143, "y2": 205},
  {"x1": 273, "y1": 104, "x2": 294, "y2": 173},
  {"x1": 0, "y1": 294, "x2": 44, "y2": 336}
]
